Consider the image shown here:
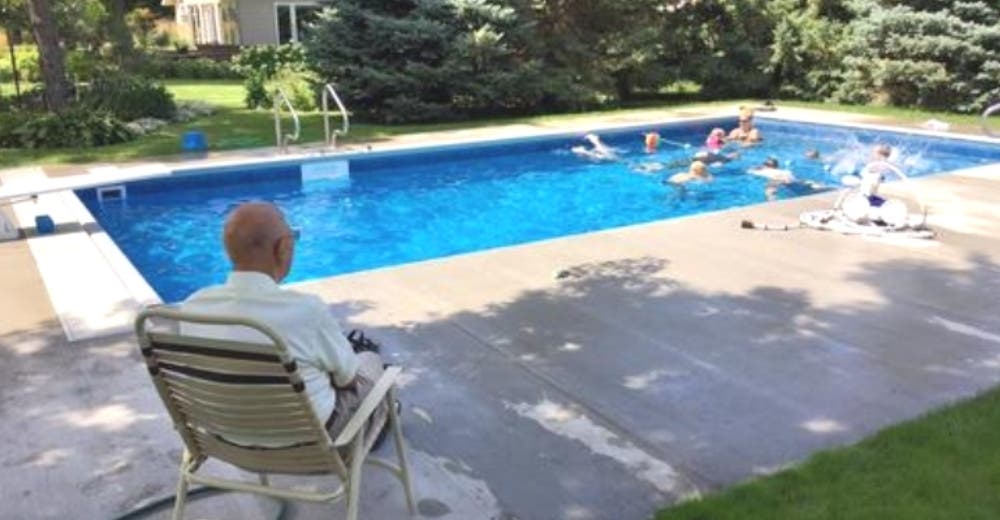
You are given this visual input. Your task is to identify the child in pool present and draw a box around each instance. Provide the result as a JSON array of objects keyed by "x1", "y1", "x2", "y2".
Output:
[
  {"x1": 572, "y1": 133, "x2": 619, "y2": 161},
  {"x1": 667, "y1": 160, "x2": 712, "y2": 185},
  {"x1": 705, "y1": 128, "x2": 726, "y2": 151}
]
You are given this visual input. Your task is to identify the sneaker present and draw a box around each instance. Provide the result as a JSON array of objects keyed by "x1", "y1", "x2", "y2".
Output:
[{"x1": 346, "y1": 329, "x2": 382, "y2": 354}]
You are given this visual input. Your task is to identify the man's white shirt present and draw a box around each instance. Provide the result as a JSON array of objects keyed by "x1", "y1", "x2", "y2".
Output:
[{"x1": 179, "y1": 271, "x2": 359, "y2": 424}]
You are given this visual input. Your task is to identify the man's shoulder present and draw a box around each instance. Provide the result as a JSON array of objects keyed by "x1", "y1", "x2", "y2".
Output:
[
  {"x1": 183, "y1": 283, "x2": 229, "y2": 304},
  {"x1": 183, "y1": 283, "x2": 327, "y2": 316},
  {"x1": 278, "y1": 288, "x2": 329, "y2": 313}
]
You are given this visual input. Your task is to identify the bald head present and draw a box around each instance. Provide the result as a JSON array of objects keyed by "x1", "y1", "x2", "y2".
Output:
[{"x1": 223, "y1": 202, "x2": 295, "y2": 281}]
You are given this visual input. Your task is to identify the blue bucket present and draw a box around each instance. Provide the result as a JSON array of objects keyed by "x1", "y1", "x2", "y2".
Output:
[
  {"x1": 35, "y1": 215, "x2": 55, "y2": 235},
  {"x1": 181, "y1": 131, "x2": 208, "y2": 152}
]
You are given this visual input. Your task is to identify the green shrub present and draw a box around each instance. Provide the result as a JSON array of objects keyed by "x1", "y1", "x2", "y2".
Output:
[
  {"x1": 82, "y1": 73, "x2": 176, "y2": 120},
  {"x1": 232, "y1": 43, "x2": 307, "y2": 78},
  {"x1": 65, "y1": 49, "x2": 103, "y2": 81},
  {"x1": 232, "y1": 44, "x2": 309, "y2": 109},
  {"x1": 137, "y1": 55, "x2": 241, "y2": 79},
  {"x1": 15, "y1": 84, "x2": 82, "y2": 112},
  {"x1": 175, "y1": 58, "x2": 240, "y2": 79},
  {"x1": 7, "y1": 109, "x2": 136, "y2": 149},
  {"x1": 767, "y1": 0, "x2": 847, "y2": 101},
  {"x1": 0, "y1": 45, "x2": 40, "y2": 83},
  {"x1": 127, "y1": 7, "x2": 159, "y2": 48},
  {"x1": 263, "y1": 66, "x2": 318, "y2": 111},
  {"x1": 0, "y1": 112, "x2": 20, "y2": 148}
]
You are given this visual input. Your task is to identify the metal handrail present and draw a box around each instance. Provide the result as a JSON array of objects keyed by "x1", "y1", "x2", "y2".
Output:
[
  {"x1": 321, "y1": 83, "x2": 350, "y2": 148},
  {"x1": 273, "y1": 88, "x2": 300, "y2": 153},
  {"x1": 982, "y1": 102, "x2": 1000, "y2": 137}
]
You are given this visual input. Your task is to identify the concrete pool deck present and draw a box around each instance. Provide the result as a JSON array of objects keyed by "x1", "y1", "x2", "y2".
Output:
[{"x1": 2, "y1": 108, "x2": 1000, "y2": 519}]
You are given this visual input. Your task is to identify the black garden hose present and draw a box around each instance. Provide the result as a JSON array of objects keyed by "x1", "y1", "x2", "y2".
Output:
[{"x1": 109, "y1": 486, "x2": 291, "y2": 520}]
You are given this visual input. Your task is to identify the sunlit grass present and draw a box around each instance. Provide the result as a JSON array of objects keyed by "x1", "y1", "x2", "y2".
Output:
[
  {"x1": 779, "y1": 100, "x2": 986, "y2": 133},
  {"x1": 0, "y1": 79, "x2": 992, "y2": 169},
  {"x1": 657, "y1": 386, "x2": 1000, "y2": 520}
]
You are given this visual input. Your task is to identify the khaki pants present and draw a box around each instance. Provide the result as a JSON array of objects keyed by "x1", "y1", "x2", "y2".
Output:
[{"x1": 326, "y1": 352, "x2": 387, "y2": 451}]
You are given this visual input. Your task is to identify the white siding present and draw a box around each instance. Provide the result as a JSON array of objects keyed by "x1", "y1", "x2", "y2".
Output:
[{"x1": 236, "y1": 0, "x2": 280, "y2": 44}]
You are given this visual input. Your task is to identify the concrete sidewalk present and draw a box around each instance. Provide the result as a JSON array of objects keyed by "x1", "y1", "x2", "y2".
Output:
[{"x1": 2, "y1": 119, "x2": 1000, "y2": 518}]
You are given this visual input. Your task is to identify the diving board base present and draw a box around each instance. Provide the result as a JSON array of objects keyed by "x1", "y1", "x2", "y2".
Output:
[{"x1": 26, "y1": 232, "x2": 141, "y2": 341}]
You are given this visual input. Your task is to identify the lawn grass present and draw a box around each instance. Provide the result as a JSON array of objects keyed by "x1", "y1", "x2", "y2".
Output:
[
  {"x1": 0, "y1": 80, "x2": 739, "y2": 168},
  {"x1": 779, "y1": 100, "x2": 987, "y2": 133},
  {"x1": 656, "y1": 386, "x2": 1000, "y2": 520},
  {"x1": 0, "y1": 79, "x2": 992, "y2": 169}
]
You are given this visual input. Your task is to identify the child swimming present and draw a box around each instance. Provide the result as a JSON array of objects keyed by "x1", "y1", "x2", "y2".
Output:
[
  {"x1": 749, "y1": 157, "x2": 824, "y2": 200},
  {"x1": 705, "y1": 128, "x2": 726, "y2": 152},
  {"x1": 667, "y1": 160, "x2": 712, "y2": 185},
  {"x1": 572, "y1": 133, "x2": 619, "y2": 161}
]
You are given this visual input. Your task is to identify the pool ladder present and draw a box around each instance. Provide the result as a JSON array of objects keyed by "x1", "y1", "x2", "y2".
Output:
[
  {"x1": 273, "y1": 87, "x2": 300, "y2": 153},
  {"x1": 983, "y1": 102, "x2": 1000, "y2": 137},
  {"x1": 322, "y1": 83, "x2": 350, "y2": 149},
  {"x1": 272, "y1": 84, "x2": 351, "y2": 154}
]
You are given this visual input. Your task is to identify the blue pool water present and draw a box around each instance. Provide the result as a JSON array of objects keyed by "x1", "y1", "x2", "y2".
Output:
[{"x1": 78, "y1": 118, "x2": 1000, "y2": 302}]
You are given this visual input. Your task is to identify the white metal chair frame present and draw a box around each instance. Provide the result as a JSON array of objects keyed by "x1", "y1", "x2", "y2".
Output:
[{"x1": 135, "y1": 307, "x2": 416, "y2": 520}]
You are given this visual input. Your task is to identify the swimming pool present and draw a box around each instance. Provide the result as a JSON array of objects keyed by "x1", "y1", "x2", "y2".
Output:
[{"x1": 78, "y1": 117, "x2": 1000, "y2": 302}]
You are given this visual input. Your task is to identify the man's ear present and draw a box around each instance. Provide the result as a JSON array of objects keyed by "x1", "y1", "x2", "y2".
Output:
[
  {"x1": 273, "y1": 235, "x2": 284, "y2": 258},
  {"x1": 274, "y1": 235, "x2": 291, "y2": 265}
]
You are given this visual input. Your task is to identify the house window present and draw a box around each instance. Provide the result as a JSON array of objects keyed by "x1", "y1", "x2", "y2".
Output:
[
  {"x1": 180, "y1": 2, "x2": 224, "y2": 44},
  {"x1": 275, "y1": 2, "x2": 321, "y2": 44}
]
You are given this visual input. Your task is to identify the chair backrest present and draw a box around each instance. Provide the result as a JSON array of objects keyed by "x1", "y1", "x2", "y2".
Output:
[{"x1": 135, "y1": 307, "x2": 348, "y2": 478}]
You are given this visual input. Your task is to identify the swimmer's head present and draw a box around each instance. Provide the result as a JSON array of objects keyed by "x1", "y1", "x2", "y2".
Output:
[
  {"x1": 690, "y1": 160, "x2": 707, "y2": 177},
  {"x1": 644, "y1": 132, "x2": 660, "y2": 150},
  {"x1": 710, "y1": 128, "x2": 725, "y2": 138},
  {"x1": 873, "y1": 144, "x2": 891, "y2": 159},
  {"x1": 738, "y1": 107, "x2": 754, "y2": 123},
  {"x1": 763, "y1": 157, "x2": 779, "y2": 168}
]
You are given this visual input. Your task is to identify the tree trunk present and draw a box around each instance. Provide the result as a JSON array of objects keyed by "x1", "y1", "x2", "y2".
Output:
[
  {"x1": 106, "y1": 0, "x2": 135, "y2": 69},
  {"x1": 25, "y1": 0, "x2": 70, "y2": 111},
  {"x1": 613, "y1": 71, "x2": 633, "y2": 102},
  {"x1": 4, "y1": 26, "x2": 20, "y2": 102}
]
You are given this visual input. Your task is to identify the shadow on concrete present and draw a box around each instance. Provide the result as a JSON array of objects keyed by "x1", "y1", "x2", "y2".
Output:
[
  {"x1": 3, "y1": 250, "x2": 1000, "y2": 519},
  {"x1": 331, "y1": 251, "x2": 1000, "y2": 519}
]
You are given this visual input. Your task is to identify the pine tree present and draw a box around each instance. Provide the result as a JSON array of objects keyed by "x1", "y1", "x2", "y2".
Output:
[
  {"x1": 307, "y1": 0, "x2": 462, "y2": 123},
  {"x1": 306, "y1": 0, "x2": 577, "y2": 123},
  {"x1": 834, "y1": 0, "x2": 1000, "y2": 112}
]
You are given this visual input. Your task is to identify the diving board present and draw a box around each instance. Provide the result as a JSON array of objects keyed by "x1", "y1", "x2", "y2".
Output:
[
  {"x1": 0, "y1": 163, "x2": 171, "y2": 202},
  {"x1": 8, "y1": 186, "x2": 162, "y2": 341}
]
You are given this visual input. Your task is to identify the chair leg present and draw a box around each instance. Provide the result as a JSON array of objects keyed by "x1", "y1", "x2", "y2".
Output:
[
  {"x1": 346, "y1": 434, "x2": 365, "y2": 520},
  {"x1": 389, "y1": 389, "x2": 417, "y2": 514},
  {"x1": 172, "y1": 450, "x2": 192, "y2": 520}
]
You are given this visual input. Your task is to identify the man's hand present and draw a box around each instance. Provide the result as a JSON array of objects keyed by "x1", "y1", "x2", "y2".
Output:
[{"x1": 331, "y1": 373, "x2": 358, "y2": 391}]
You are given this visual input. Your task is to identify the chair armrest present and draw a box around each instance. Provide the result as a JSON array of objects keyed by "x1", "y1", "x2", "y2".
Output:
[{"x1": 333, "y1": 365, "x2": 401, "y2": 447}]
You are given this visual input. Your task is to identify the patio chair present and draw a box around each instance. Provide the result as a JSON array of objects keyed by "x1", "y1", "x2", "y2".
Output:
[{"x1": 134, "y1": 307, "x2": 416, "y2": 520}]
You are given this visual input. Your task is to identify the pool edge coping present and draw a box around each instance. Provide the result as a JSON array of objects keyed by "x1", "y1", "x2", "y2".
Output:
[{"x1": 13, "y1": 110, "x2": 1000, "y2": 341}]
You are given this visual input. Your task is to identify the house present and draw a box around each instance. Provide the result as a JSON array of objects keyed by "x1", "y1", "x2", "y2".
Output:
[{"x1": 165, "y1": 0, "x2": 323, "y2": 46}]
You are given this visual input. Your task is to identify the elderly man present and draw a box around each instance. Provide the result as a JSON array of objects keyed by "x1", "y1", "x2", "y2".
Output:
[{"x1": 180, "y1": 201, "x2": 386, "y2": 445}]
